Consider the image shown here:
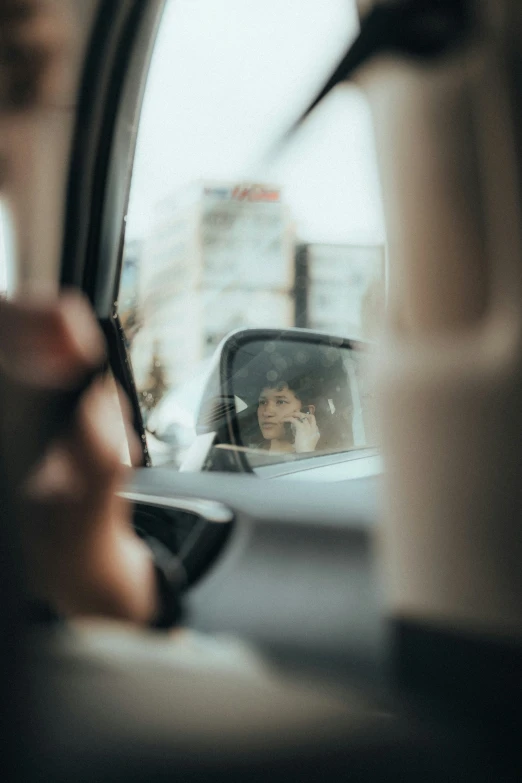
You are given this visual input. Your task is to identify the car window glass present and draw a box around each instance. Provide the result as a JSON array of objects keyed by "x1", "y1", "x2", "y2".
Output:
[{"x1": 119, "y1": 0, "x2": 386, "y2": 472}]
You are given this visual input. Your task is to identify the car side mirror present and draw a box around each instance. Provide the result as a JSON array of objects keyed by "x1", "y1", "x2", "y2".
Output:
[{"x1": 193, "y1": 328, "x2": 373, "y2": 474}]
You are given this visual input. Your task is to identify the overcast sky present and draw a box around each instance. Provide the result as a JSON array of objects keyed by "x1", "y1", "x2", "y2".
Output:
[{"x1": 126, "y1": 0, "x2": 386, "y2": 245}]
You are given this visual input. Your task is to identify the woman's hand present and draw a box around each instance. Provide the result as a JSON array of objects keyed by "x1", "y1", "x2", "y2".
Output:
[
  {"x1": 0, "y1": 291, "x2": 158, "y2": 625},
  {"x1": 284, "y1": 411, "x2": 320, "y2": 453}
]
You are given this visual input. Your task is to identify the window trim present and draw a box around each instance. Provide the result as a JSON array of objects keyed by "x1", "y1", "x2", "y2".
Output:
[{"x1": 60, "y1": 0, "x2": 166, "y2": 465}]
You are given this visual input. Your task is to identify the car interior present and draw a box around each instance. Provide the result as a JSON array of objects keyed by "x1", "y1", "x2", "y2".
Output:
[{"x1": 1, "y1": 0, "x2": 521, "y2": 781}]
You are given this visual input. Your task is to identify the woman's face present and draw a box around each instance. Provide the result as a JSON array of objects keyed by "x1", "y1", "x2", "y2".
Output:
[{"x1": 257, "y1": 383, "x2": 302, "y2": 441}]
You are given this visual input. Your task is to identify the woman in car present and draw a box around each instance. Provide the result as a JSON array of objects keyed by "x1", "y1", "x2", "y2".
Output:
[
  {"x1": 241, "y1": 350, "x2": 353, "y2": 455},
  {"x1": 256, "y1": 376, "x2": 321, "y2": 454}
]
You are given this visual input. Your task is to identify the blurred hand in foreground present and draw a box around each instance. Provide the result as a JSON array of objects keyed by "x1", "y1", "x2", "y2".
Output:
[{"x1": 0, "y1": 291, "x2": 158, "y2": 624}]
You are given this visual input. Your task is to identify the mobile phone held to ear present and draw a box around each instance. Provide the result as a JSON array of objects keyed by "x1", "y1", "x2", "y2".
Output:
[{"x1": 284, "y1": 406, "x2": 312, "y2": 441}]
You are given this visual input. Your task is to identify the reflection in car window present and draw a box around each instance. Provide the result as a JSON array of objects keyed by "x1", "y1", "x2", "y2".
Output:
[{"x1": 118, "y1": 0, "x2": 386, "y2": 470}]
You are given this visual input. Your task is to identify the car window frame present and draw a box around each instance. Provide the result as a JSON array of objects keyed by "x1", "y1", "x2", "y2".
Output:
[
  {"x1": 252, "y1": 447, "x2": 381, "y2": 480},
  {"x1": 59, "y1": 0, "x2": 166, "y2": 466}
]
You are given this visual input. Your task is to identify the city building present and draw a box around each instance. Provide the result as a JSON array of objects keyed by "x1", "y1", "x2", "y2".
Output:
[
  {"x1": 295, "y1": 242, "x2": 386, "y2": 340},
  {"x1": 130, "y1": 181, "x2": 295, "y2": 390}
]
